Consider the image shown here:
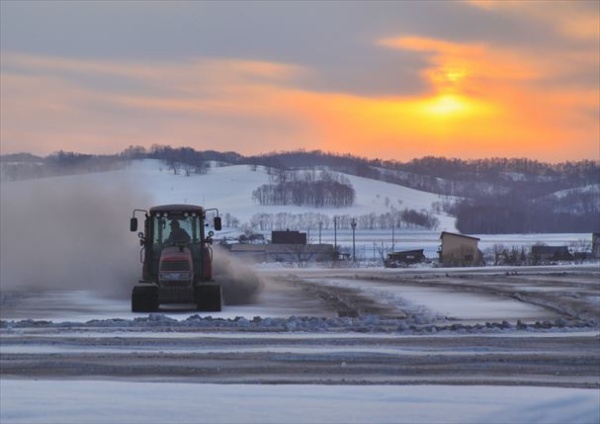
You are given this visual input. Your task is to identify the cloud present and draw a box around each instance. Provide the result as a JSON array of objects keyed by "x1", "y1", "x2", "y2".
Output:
[
  {"x1": 467, "y1": 1, "x2": 600, "y2": 42},
  {"x1": 2, "y1": 43, "x2": 598, "y2": 163},
  {"x1": 0, "y1": 53, "x2": 314, "y2": 155},
  {"x1": 1, "y1": 0, "x2": 598, "y2": 162}
]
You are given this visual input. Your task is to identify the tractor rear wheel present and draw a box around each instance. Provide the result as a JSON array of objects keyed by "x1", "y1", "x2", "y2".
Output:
[
  {"x1": 195, "y1": 284, "x2": 222, "y2": 312},
  {"x1": 131, "y1": 285, "x2": 159, "y2": 312}
]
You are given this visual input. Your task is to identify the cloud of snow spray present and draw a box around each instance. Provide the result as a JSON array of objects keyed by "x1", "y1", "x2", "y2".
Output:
[
  {"x1": 212, "y1": 246, "x2": 264, "y2": 305},
  {"x1": 0, "y1": 177, "x2": 151, "y2": 299},
  {"x1": 0, "y1": 178, "x2": 263, "y2": 305}
]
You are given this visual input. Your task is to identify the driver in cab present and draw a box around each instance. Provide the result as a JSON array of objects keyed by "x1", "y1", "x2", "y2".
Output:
[{"x1": 165, "y1": 219, "x2": 191, "y2": 244}]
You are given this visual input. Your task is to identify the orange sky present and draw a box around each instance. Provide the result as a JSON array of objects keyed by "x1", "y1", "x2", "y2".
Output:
[{"x1": 1, "y1": 1, "x2": 598, "y2": 162}]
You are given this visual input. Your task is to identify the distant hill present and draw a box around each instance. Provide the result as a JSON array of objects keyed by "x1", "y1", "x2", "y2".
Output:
[
  {"x1": 2, "y1": 146, "x2": 598, "y2": 233},
  {"x1": 0, "y1": 152, "x2": 44, "y2": 163}
]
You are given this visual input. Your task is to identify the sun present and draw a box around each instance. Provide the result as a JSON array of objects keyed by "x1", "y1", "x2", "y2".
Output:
[
  {"x1": 429, "y1": 95, "x2": 467, "y2": 115},
  {"x1": 417, "y1": 64, "x2": 477, "y2": 118},
  {"x1": 419, "y1": 94, "x2": 471, "y2": 117}
]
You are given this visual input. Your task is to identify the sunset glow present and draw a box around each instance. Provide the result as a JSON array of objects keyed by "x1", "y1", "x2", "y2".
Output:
[
  {"x1": 0, "y1": 1, "x2": 597, "y2": 162},
  {"x1": 420, "y1": 95, "x2": 472, "y2": 117}
]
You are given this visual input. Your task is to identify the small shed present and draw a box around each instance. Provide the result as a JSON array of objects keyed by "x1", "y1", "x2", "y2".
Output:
[
  {"x1": 439, "y1": 231, "x2": 483, "y2": 267},
  {"x1": 531, "y1": 245, "x2": 573, "y2": 263},
  {"x1": 384, "y1": 250, "x2": 426, "y2": 268}
]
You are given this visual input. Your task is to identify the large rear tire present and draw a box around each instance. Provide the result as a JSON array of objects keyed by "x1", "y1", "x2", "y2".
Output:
[
  {"x1": 195, "y1": 284, "x2": 222, "y2": 312},
  {"x1": 131, "y1": 285, "x2": 159, "y2": 312}
]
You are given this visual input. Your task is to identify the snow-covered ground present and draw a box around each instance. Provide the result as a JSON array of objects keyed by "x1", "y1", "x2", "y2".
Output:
[
  {"x1": 2, "y1": 266, "x2": 599, "y2": 423},
  {"x1": 2, "y1": 380, "x2": 598, "y2": 424},
  {"x1": 1, "y1": 161, "x2": 599, "y2": 424}
]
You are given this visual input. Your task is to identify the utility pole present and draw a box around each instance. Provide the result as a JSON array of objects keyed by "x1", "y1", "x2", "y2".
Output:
[{"x1": 351, "y1": 218, "x2": 357, "y2": 262}]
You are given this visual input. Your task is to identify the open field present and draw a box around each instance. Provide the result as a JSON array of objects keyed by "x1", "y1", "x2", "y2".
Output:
[{"x1": 2, "y1": 265, "x2": 599, "y2": 386}]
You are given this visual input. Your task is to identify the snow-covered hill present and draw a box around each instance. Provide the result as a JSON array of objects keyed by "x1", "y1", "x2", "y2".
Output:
[{"x1": 125, "y1": 159, "x2": 457, "y2": 231}]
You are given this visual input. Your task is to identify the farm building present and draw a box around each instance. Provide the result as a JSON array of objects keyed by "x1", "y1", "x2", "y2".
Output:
[
  {"x1": 267, "y1": 243, "x2": 334, "y2": 264},
  {"x1": 439, "y1": 231, "x2": 483, "y2": 267},
  {"x1": 384, "y1": 250, "x2": 426, "y2": 268},
  {"x1": 531, "y1": 245, "x2": 573, "y2": 263},
  {"x1": 229, "y1": 243, "x2": 269, "y2": 263},
  {"x1": 230, "y1": 243, "x2": 334, "y2": 264},
  {"x1": 272, "y1": 230, "x2": 307, "y2": 245}
]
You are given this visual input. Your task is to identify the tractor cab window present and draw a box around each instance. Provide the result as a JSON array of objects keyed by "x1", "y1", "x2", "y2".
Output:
[
  {"x1": 151, "y1": 213, "x2": 200, "y2": 247},
  {"x1": 164, "y1": 219, "x2": 191, "y2": 244}
]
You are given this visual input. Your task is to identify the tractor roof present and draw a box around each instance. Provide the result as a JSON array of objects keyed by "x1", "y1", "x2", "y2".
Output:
[{"x1": 149, "y1": 204, "x2": 204, "y2": 214}]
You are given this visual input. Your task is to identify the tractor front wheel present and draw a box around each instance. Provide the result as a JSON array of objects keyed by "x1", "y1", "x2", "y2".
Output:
[
  {"x1": 195, "y1": 284, "x2": 222, "y2": 312},
  {"x1": 131, "y1": 285, "x2": 159, "y2": 312}
]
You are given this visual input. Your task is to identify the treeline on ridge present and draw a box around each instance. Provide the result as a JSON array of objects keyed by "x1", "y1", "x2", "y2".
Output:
[{"x1": 244, "y1": 209, "x2": 438, "y2": 232}]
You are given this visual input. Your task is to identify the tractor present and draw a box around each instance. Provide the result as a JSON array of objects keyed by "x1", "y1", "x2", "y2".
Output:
[{"x1": 129, "y1": 204, "x2": 222, "y2": 312}]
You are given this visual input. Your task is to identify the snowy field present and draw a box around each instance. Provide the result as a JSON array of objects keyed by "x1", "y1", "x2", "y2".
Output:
[
  {"x1": 2, "y1": 266, "x2": 599, "y2": 424},
  {"x1": 1, "y1": 161, "x2": 599, "y2": 423},
  {"x1": 2, "y1": 380, "x2": 598, "y2": 424}
]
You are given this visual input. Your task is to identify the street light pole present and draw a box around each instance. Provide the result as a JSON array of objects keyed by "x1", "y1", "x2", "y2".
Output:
[
  {"x1": 334, "y1": 217, "x2": 337, "y2": 261},
  {"x1": 319, "y1": 221, "x2": 322, "y2": 245},
  {"x1": 351, "y1": 218, "x2": 357, "y2": 262}
]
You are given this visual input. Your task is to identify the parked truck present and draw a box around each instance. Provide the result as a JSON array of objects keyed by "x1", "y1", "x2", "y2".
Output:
[{"x1": 129, "y1": 204, "x2": 222, "y2": 312}]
